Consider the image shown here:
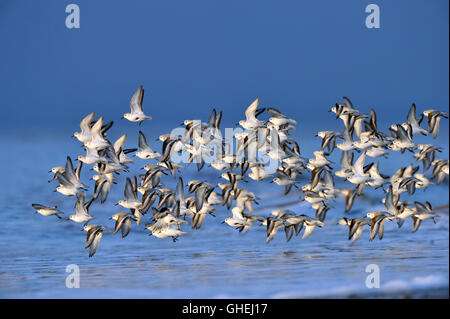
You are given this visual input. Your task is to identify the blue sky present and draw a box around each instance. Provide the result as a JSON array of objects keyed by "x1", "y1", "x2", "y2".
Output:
[{"x1": 0, "y1": 0, "x2": 448, "y2": 134}]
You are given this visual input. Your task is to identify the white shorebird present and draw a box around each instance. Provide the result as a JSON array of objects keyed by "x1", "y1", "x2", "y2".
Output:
[
  {"x1": 411, "y1": 201, "x2": 436, "y2": 233},
  {"x1": 77, "y1": 146, "x2": 108, "y2": 165},
  {"x1": 267, "y1": 107, "x2": 297, "y2": 127},
  {"x1": 406, "y1": 103, "x2": 428, "y2": 136},
  {"x1": 63, "y1": 156, "x2": 86, "y2": 190},
  {"x1": 414, "y1": 144, "x2": 442, "y2": 171},
  {"x1": 330, "y1": 97, "x2": 357, "y2": 126},
  {"x1": 248, "y1": 164, "x2": 273, "y2": 181},
  {"x1": 136, "y1": 131, "x2": 161, "y2": 159},
  {"x1": 335, "y1": 151, "x2": 353, "y2": 179},
  {"x1": 366, "y1": 146, "x2": 388, "y2": 158},
  {"x1": 338, "y1": 217, "x2": 369, "y2": 243},
  {"x1": 32, "y1": 204, "x2": 64, "y2": 219},
  {"x1": 146, "y1": 208, "x2": 187, "y2": 241},
  {"x1": 367, "y1": 162, "x2": 389, "y2": 188},
  {"x1": 423, "y1": 109, "x2": 448, "y2": 139},
  {"x1": 308, "y1": 151, "x2": 333, "y2": 170},
  {"x1": 265, "y1": 217, "x2": 285, "y2": 243},
  {"x1": 389, "y1": 124, "x2": 415, "y2": 152},
  {"x1": 431, "y1": 159, "x2": 449, "y2": 184},
  {"x1": 223, "y1": 207, "x2": 265, "y2": 233},
  {"x1": 73, "y1": 112, "x2": 95, "y2": 144},
  {"x1": 336, "y1": 128, "x2": 356, "y2": 152},
  {"x1": 272, "y1": 169, "x2": 298, "y2": 195},
  {"x1": 123, "y1": 85, "x2": 152, "y2": 124},
  {"x1": 69, "y1": 193, "x2": 95, "y2": 224},
  {"x1": 113, "y1": 134, "x2": 136, "y2": 165},
  {"x1": 83, "y1": 225, "x2": 110, "y2": 257},
  {"x1": 116, "y1": 177, "x2": 142, "y2": 210},
  {"x1": 84, "y1": 116, "x2": 110, "y2": 150},
  {"x1": 317, "y1": 130, "x2": 341, "y2": 154},
  {"x1": 110, "y1": 212, "x2": 137, "y2": 238},
  {"x1": 365, "y1": 211, "x2": 396, "y2": 241},
  {"x1": 347, "y1": 150, "x2": 369, "y2": 194},
  {"x1": 48, "y1": 166, "x2": 65, "y2": 183},
  {"x1": 54, "y1": 171, "x2": 84, "y2": 197},
  {"x1": 239, "y1": 98, "x2": 265, "y2": 130},
  {"x1": 301, "y1": 217, "x2": 324, "y2": 239}
]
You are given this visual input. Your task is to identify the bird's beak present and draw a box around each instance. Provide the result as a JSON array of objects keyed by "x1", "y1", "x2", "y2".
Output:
[
  {"x1": 120, "y1": 116, "x2": 124, "y2": 119},
  {"x1": 114, "y1": 203, "x2": 118, "y2": 206}
]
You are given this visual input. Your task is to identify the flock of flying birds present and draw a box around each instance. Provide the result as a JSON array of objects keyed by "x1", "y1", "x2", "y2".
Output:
[{"x1": 32, "y1": 86, "x2": 449, "y2": 257}]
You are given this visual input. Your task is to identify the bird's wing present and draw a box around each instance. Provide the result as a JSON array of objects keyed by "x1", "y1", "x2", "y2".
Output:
[
  {"x1": 90, "y1": 116, "x2": 104, "y2": 138},
  {"x1": 194, "y1": 186, "x2": 206, "y2": 212},
  {"x1": 396, "y1": 125, "x2": 411, "y2": 142},
  {"x1": 130, "y1": 85, "x2": 144, "y2": 113},
  {"x1": 176, "y1": 177, "x2": 185, "y2": 204},
  {"x1": 231, "y1": 207, "x2": 244, "y2": 220},
  {"x1": 80, "y1": 112, "x2": 95, "y2": 133},
  {"x1": 124, "y1": 178, "x2": 137, "y2": 201},
  {"x1": 121, "y1": 218, "x2": 132, "y2": 238},
  {"x1": 56, "y1": 172, "x2": 73, "y2": 187},
  {"x1": 244, "y1": 98, "x2": 259, "y2": 123},
  {"x1": 64, "y1": 156, "x2": 78, "y2": 185},
  {"x1": 340, "y1": 151, "x2": 351, "y2": 170},
  {"x1": 302, "y1": 225, "x2": 315, "y2": 239},
  {"x1": 342, "y1": 96, "x2": 353, "y2": 109},
  {"x1": 114, "y1": 134, "x2": 127, "y2": 153},
  {"x1": 75, "y1": 193, "x2": 90, "y2": 216},
  {"x1": 207, "y1": 109, "x2": 216, "y2": 127},
  {"x1": 32, "y1": 203, "x2": 49, "y2": 210},
  {"x1": 407, "y1": 103, "x2": 418, "y2": 125},
  {"x1": 267, "y1": 107, "x2": 286, "y2": 118},
  {"x1": 75, "y1": 160, "x2": 83, "y2": 181},
  {"x1": 89, "y1": 231, "x2": 103, "y2": 257},
  {"x1": 138, "y1": 131, "x2": 151, "y2": 150},
  {"x1": 353, "y1": 150, "x2": 367, "y2": 175}
]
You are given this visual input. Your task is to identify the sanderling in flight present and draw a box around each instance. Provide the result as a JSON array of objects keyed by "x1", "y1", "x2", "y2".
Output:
[
  {"x1": 32, "y1": 204, "x2": 64, "y2": 219},
  {"x1": 122, "y1": 85, "x2": 152, "y2": 124}
]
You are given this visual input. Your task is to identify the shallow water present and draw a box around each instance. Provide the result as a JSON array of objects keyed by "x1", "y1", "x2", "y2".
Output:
[{"x1": 0, "y1": 127, "x2": 448, "y2": 299}]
